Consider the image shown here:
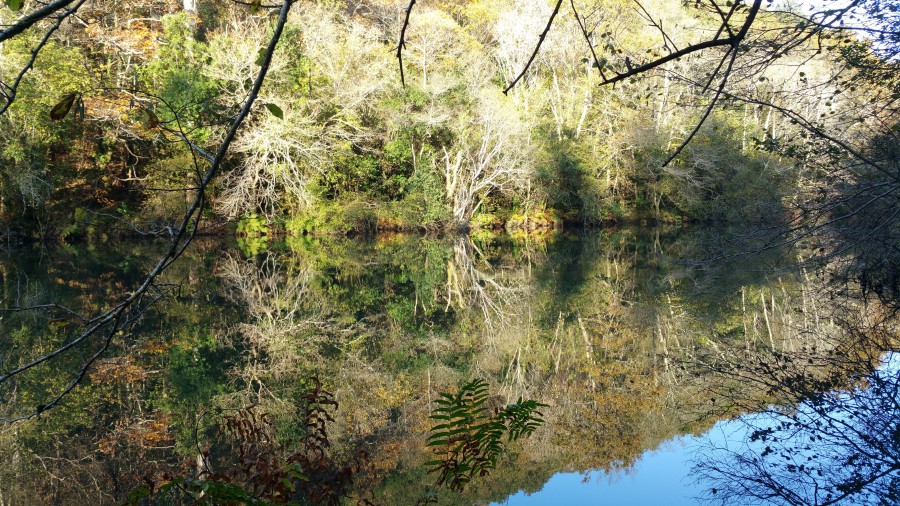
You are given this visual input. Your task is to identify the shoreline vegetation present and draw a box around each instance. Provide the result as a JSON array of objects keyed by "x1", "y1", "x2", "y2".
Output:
[
  {"x1": 5, "y1": 0, "x2": 876, "y2": 244},
  {"x1": 1, "y1": 0, "x2": 898, "y2": 503}
]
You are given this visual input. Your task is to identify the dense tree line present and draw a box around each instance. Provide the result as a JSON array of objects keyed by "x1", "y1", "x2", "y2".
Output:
[{"x1": 1, "y1": 0, "x2": 895, "y2": 237}]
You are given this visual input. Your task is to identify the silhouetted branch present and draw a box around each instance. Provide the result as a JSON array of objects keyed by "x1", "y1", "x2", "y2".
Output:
[
  {"x1": 722, "y1": 93, "x2": 900, "y2": 184},
  {"x1": 0, "y1": 0, "x2": 78, "y2": 43},
  {"x1": 702, "y1": 45, "x2": 734, "y2": 91},
  {"x1": 0, "y1": 0, "x2": 298, "y2": 423},
  {"x1": 570, "y1": 0, "x2": 608, "y2": 81},
  {"x1": 662, "y1": 46, "x2": 738, "y2": 167},
  {"x1": 602, "y1": 0, "x2": 761, "y2": 165},
  {"x1": 502, "y1": 0, "x2": 564, "y2": 95},
  {"x1": 0, "y1": 303, "x2": 88, "y2": 321},
  {"x1": 0, "y1": 0, "x2": 86, "y2": 115},
  {"x1": 396, "y1": 0, "x2": 416, "y2": 87},
  {"x1": 598, "y1": 37, "x2": 733, "y2": 86},
  {"x1": 599, "y1": 0, "x2": 760, "y2": 87},
  {"x1": 633, "y1": 0, "x2": 678, "y2": 52},
  {"x1": 709, "y1": 0, "x2": 739, "y2": 40}
]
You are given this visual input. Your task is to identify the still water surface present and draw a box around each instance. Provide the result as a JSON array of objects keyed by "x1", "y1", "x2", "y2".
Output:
[{"x1": 0, "y1": 228, "x2": 895, "y2": 504}]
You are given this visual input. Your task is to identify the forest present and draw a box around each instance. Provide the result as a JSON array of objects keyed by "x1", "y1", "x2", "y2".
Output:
[
  {"x1": 1, "y1": 0, "x2": 899, "y2": 504},
  {"x1": 0, "y1": 0, "x2": 894, "y2": 236}
]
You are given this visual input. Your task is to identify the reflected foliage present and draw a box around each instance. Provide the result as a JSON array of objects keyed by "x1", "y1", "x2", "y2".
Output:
[
  {"x1": 690, "y1": 274, "x2": 900, "y2": 505},
  {"x1": 0, "y1": 228, "x2": 893, "y2": 505},
  {"x1": 130, "y1": 377, "x2": 369, "y2": 506}
]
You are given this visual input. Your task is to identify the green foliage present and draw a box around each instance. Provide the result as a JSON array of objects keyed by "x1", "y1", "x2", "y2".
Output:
[
  {"x1": 0, "y1": 35, "x2": 92, "y2": 228},
  {"x1": 426, "y1": 379, "x2": 547, "y2": 491},
  {"x1": 236, "y1": 213, "x2": 269, "y2": 237},
  {"x1": 0, "y1": 0, "x2": 893, "y2": 238},
  {"x1": 237, "y1": 235, "x2": 270, "y2": 257},
  {"x1": 139, "y1": 12, "x2": 217, "y2": 136},
  {"x1": 397, "y1": 158, "x2": 450, "y2": 227},
  {"x1": 126, "y1": 478, "x2": 272, "y2": 506},
  {"x1": 285, "y1": 200, "x2": 376, "y2": 235},
  {"x1": 534, "y1": 141, "x2": 590, "y2": 221},
  {"x1": 263, "y1": 102, "x2": 284, "y2": 119}
]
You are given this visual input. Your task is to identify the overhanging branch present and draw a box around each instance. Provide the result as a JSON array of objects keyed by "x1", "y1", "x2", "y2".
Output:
[{"x1": 0, "y1": 0, "x2": 298, "y2": 423}]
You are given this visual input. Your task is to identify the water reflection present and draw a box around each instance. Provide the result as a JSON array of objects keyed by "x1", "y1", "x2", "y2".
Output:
[
  {"x1": 693, "y1": 352, "x2": 900, "y2": 505},
  {"x1": 0, "y1": 229, "x2": 895, "y2": 504}
]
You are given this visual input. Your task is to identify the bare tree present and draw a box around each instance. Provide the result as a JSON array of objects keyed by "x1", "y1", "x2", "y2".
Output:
[
  {"x1": 445, "y1": 236, "x2": 523, "y2": 330},
  {"x1": 442, "y1": 92, "x2": 531, "y2": 228},
  {"x1": 214, "y1": 6, "x2": 390, "y2": 218}
]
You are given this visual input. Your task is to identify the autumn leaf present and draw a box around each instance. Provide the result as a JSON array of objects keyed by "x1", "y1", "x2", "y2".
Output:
[
  {"x1": 255, "y1": 47, "x2": 267, "y2": 66},
  {"x1": 50, "y1": 92, "x2": 79, "y2": 121},
  {"x1": 135, "y1": 108, "x2": 160, "y2": 129}
]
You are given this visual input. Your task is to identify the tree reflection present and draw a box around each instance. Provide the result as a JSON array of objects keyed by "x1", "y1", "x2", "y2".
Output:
[
  {"x1": 446, "y1": 235, "x2": 524, "y2": 330},
  {"x1": 5, "y1": 229, "x2": 883, "y2": 504},
  {"x1": 693, "y1": 315, "x2": 900, "y2": 505}
]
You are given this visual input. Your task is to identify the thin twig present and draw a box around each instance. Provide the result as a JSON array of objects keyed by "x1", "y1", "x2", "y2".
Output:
[
  {"x1": 570, "y1": 0, "x2": 607, "y2": 81},
  {"x1": 662, "y1": 46, "x2": 739, "y2": 167},
  {"x1": 0, "y1": 303, "x2": 87, "y2": 321},
  {"x1": 633, "y1": 0, "x2": 678, "y2": 52},
  {"x1": 600, "y1": 0, "x2": 760, "y2": 87},
  {"x1": 0, "y1": 0, "x2": 86, "y2": 115},
  {"x1": 600, "y1": 36, "x2": 734, "y2": 86},
  {"x1": 710, "y1": 0, "x2": 740, "y2": 40},
  {"x1": 702, "y1": 45, "x2": 734, "y2": 92},
  {"x1": 503, "y1": 0, "x2": 564, "y2": 95}
]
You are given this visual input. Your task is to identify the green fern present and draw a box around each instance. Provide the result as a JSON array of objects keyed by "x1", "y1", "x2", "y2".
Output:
[{"x1": 425, "y1": 379, "x2": 547, "y2": 491}]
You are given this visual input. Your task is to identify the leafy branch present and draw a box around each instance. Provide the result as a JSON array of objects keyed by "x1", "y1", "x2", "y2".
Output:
[{"x1": 425, "y1": 379, "x2": 547, "y2": 492}]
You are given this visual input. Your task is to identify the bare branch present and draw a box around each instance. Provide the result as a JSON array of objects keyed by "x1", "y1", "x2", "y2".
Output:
[
  {"x1": 599, "y1": 36, "x2": 733, "y2": 86},
  {"x1": 720, "y1": 92, "x2": 900, "y2": 184},
  {"x1": 0, "y1": 0, "x2": 86, "y2": 115},
  {"x1": 570, "y1": 0, "x2": 607, "y2": 81},
  {"x1": 502, "y1": 0, "x2": 564, "y2": 95},
  {"x1": 632, "y1": 0, "x2": 678, "y2": 52},
  {"x1": 702, "y1": 45, "x2": 734, "y2": 92},
  {"x1": 396, "y1": 0, "x2": 416, "y2": 87},
  {"x1": 662, "y1": 46, "x2": 737, "y2": 167},
  {"x1": 0, "y1": 0, "x2": 78, "y2": 43},
  {"x1": 710, "y1": 0, "x2": 739, "y2": 40},
  {"x1": 0, "y1": 0, "x2": 298, "y2": 423},
  {"x1": 0, "y1": 303, "x2": 87, "y2": 321},
  {"x1": 600, "y1": 0, "x2": 761, "y2": 87}
]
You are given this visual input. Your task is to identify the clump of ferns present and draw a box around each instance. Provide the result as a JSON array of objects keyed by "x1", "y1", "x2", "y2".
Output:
[
  {"x1": 128, "y1": 377, "x2": 369, "y2": 505},
  {"x1": 425, "y1": 379, "x2": 548, "y2": 492}
]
